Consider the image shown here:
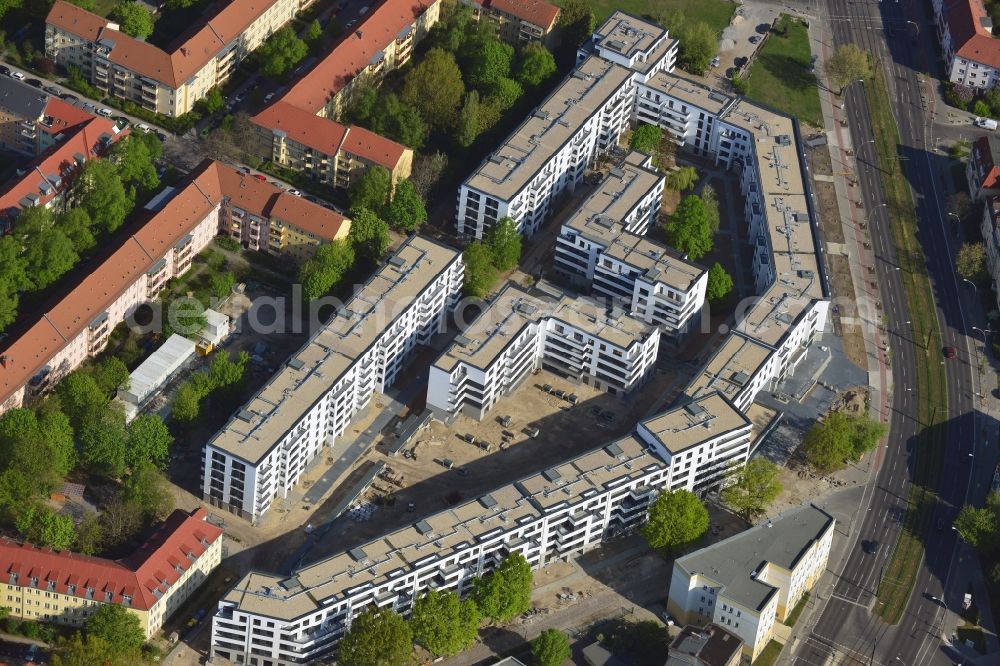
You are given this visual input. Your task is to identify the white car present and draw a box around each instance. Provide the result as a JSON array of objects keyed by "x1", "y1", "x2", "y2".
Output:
[
  {"x1": 9, "y1": 71, "x2": 25, "y2": 80},
  {"x1": 97, "y1": 108, "x2": 114, "y2": 117},
  {"x1": 710, "y1": 56, "x2": 721, "y2": 68},
  {"x1": 287, "y1": 188, "x2": 302, "y2": 196},
  {"x1": 136, "y1": 123, "x2": 152, "y2": 133},
  {"x1": 264, "y1": 92, "x2": 276, "y2": 102}
]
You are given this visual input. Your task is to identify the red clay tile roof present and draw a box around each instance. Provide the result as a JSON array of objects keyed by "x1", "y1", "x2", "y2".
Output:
[
  {"x1": 281, "y1": 0, "x2": 433, "y2": 113},
  {"x1": 0, "y1": 159, "x2": 347, "y2": 406},
  {"x1": 251, "y1": 101, "x2": 408, "y2": 171},
  {"x1": 40, "y1": 97, "x2": 96, "y2": 136},
  {"x1": 47, "y1": 0, "x2": 288, "y2": 89},
  {"x1": 973, "y1": 135, "x2": 1000, "y2": 190},
  {"x1": 0, "y1": 116, "x2": 125, "y2": 217},
  {"x1": 488, "y1": 0, "x2": 560, "y2": 29},
  {"x1": 0, "y1": 508, "x2": 222, "y2": 612},
  {"x1": 943, "y1": 0, "x2": 1000, "y2": 69}
]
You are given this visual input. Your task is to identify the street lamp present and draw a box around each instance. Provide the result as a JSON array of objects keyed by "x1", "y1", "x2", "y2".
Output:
[
  {"x1": 963, "y1": 278, "x2": 979, "y2": 294},
  {"x1": 866, "y1": 203, "x2": 887, "y2": 227},
  {"x1": 972, "y1": 326, "x2": 993, "y2": 347}
]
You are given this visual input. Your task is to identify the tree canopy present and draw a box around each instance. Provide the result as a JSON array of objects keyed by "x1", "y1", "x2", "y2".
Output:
[
  {"x1": 259, "y1": 27, "x2": 308, "y2": 78},
  {"x1": 486, "y1": 217, "x2": 522, "y2": 271},
  {"x1": 532, "y1": 629, "x2": 572, "y2": 666},
  {"x1": 516, "y1": 43, "x2": 557, "y2": 87},
  {"x1": 86, "y1": 604, "x2": 145, "y2": 654},
  {"x1": 802, "y1": 411, "x2": 887, "y2": 473},
  {"x1": 299, "y1": 239, "x2": 356, "y2": 299},
  {"x1": 721, "y1": 458, "x2": 782, "y2": 521},
  {"x1": 402, "y1": 48, "x2": 465, "y2": 130},
  {"x1": 409, "y1": 590, "x2": 481, "y2": 656},
  {"x1": 463, "y1": 241, "x2": 498, "y2": 298},
  {"x1": 953, "y1": 491, "x2": 1000, "y2": 550},
  {"x1": 473, "y1": 553, "x2": 533, "y2": 623},
  {"x1": 349, "y1": 207, "x2": 391, "y2": 261},
  {"x1": 558, "y1": 0, "x2": 597, "y2": 49},
  {"x1": 642, "y1": 489, "x2": 709, "y2": 551},
  {"x1": 706, "y1": 262, "x2": 734, "y2": 303},
  {"x1": 630, "y1": 124, "x2": 663, "y2": 155},
  {"x1": 466, "y1": 39, "x2": 515, "y2": 90},
  {"x1": 956, "y1": 242, "x2": 988, "y2": 282},
  {"x1": 666, "y1": 166, "x2": 699, "y2": 192},
  {"x1": 665, "y1": 195, "x2": 714, "y2": 260},
  {"x1": 125, "y1": 414, "x2": 173, "y2": 470},
  {"x1": 349, "y1": 166, "x2": 392, "y2": 214},
  {"x1": 385, "y1": 180, "x2": 427, "y2": 232},
  {"x1": 15, "y1": 504, "x2": 75, "y2": 550},
  {"x1": 73, "y1": 159, "x2": 132, "y2": 234},
  {"x1": 110, "y1": 2, "x2": 155, "y2": 40},
  {"x1": 337, "y1": 606, "x2": 413, "y2": 666},
  {"x1": 825, "y1": 43, "x2": 872, "y2": 92},
  {"x1": 456, "y1": 90, "x2": 482, "y2": 148}
]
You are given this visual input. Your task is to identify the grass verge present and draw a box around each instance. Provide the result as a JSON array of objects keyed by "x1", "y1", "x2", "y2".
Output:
[
  {"x1": 747, "y1": 15, "x2": 822, "y2": 127},
  {"x1": 865, "y1": 65, "x2": 949, "y2": 624},
  {"x1": 556, "y1": 0, "x2": 735, "y2": 33},
  {"x1": 783, "y1": 591, "x2": 810, "y2": 627},
  {"x1": 752, "y1": 640, "x2": 783, "y2": 666}
]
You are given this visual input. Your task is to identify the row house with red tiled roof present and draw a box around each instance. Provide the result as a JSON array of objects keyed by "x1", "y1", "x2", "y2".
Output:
[
  {"x1": 0, "y1": 508, "x2": 222, "y2": 637},
  {"x1": 0, "y1": 160, "x2": 349, "y2": 415},
  {"x1": 45, "y1": 0, "x2": 299, "y2": 117},
  {"x1": 462, "y1": 0, "x2": 560, "y2": 47},
  {"x1": 933, "y1": 0, "x2": 1000, "y2": 89},
  {"x1": 250, "y1": 0, "x2": 440, "y2": 190}
]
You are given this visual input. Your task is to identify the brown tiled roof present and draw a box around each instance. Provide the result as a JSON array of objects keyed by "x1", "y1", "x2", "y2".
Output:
[
  {"x1": 281, "y1": 0, "x2": 432, "y2": 113},
  {"x1": 0, "y1": 508, "x2": 222, "y2": 612},
  {"x1": 0, "y1": 116, "x2": 125, "y2": 218},
  {"x1": 973, "y1": 135, "x2": 1000, "y2": 190},
  {"x1": 251, "y1": 101, "x2": 408, "y2": 171},
  {"x1": 40, "y1": 97, "x2": 96, "y2": 136},
  {"x1": 47, "y1": 0, "x2": 285, "y2": 89},
  {"x1": 488, "y1": 0, "x2": 560, "y2": 29},
  {"x1": 944, "y1": 0, "x2": 1000, "y2": 69},
  {"x1": 0, "y1": 160, "x2": 345, "y2": 407}
]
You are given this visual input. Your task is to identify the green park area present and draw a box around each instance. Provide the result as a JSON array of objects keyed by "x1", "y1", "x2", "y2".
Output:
[{"x1": 747, "y1": 14, "x2": 822, "y2": 127}]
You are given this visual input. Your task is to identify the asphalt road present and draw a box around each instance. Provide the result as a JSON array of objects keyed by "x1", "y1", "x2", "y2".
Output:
[{"x1": 792, "y1": 1, "x2": 988, "y2": 665}]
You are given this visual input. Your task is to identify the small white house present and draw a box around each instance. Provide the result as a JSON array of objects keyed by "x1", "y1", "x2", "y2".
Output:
[{"x1": 201, "y1": 309, "x2": 231, "y2": 346}]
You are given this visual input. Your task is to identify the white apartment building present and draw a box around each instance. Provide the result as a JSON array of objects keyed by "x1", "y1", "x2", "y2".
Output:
[
  {"x1": 553, "y1": 151, "x2": 707, "y2": 337},
  {"x1": 426, "y1": 282, "x2": 659, "y2": 421},
  {"x1": 45, "y1": 0, "x2": 299, "y2": 117},
  {"x1": 202, "y1": 237, "x2": 464, "y2": 524},
  {"x1": 667, "y1": 505, "x2": 835, "y2": 661},
  {"x1": 932, "y1": 0, "x2": 1000, "y2": 90},
  {"x1": 211, "y1": 393, "x2": 750, "y2": 665},
  {"x1": 456, "y1": 11, "x2": 678, "y2": 240}
]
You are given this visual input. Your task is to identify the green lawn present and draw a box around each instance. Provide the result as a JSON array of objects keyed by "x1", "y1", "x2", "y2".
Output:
[
  {"x1": 91, "y1": 0, "x2": 119, "y2": 17},
  {"x1": 557, "y1": 0, "x2": 736, "y2": 35},
  {"x1": 783, "y1": 591, "x2": 810, "y2": 627},
  {"x1": 752, "y1": 640, "x2": 783, "y2": 666},
  {"x1": 746, "y1": 15, "x2": 823, "y2": 127}
]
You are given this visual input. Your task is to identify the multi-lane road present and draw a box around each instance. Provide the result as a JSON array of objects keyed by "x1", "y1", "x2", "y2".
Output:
[{"x1": 792, "y1": 0, "x2": 994, "y2": 664}]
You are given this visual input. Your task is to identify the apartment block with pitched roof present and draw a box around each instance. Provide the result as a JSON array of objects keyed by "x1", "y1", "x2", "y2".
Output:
[
  {"x1": 45, "y1": 0, "x2": 300, "y2": 117},
  {"x1": 968, "y1": 135, "x2": 1000, "y2": 308},
  {"x1": 463, "y1": 0, "x2": 561, "y2": 47},
  {"x1": 0, "y1": 508, "x2": 223, "y2": 638},
  {"x1": 933, "y1": 0, "x2": 1000, "y2": 89},
  {"x1": 0, "y1": 160, "x2": 350, "y2": 415}
]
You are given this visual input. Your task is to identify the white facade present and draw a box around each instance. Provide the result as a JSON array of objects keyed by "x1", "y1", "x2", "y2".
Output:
[
  {"x1": 932, "y1": 0, "x2": 1000, "y2": 90},
  {"x1": 203, "y1": 237, "x2": 464, "y2": 523},
  {"x1": 426, "y1": 283, "x2": 660, "y2": 421},
  {"x1": 119, "y1": 333, "x2": 197, "y2": 422},
  {"x1": 667, "y1": 505, "x2": 834, "y2": 661}
]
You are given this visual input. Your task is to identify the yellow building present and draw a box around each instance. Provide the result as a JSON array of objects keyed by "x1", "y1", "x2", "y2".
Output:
[
  {"x1": 465, "y1": 0, "x2": 561, "y2": 47},
  {"x1": 45, "y1": 0, "x2": 299, "y2": 118},
  {"x1": 0, "y1": 508, "x2": 223, "y2": 637}
]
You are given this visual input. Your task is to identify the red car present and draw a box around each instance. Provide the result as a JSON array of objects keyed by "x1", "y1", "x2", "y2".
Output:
[
  {"x1": 943, "y1": 346, "x2": 957, "y2": 359},
  {"x1": 253, "y1": 173, "x2": 266, "y2": 181}
]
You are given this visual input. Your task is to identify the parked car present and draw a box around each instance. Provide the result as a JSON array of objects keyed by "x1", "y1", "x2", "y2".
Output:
[
  {"x1": 0, "y1": 65, "x2": 9, "y2": 76},
  {"x1": 710, "y1": 56, "x2": 721, "y2": 68},
  {"x1": 43, "y1": 85, "x2": 60, "y2": 95},
  {"x1": 264, "y1": 91, "x2": 276, "y2": 102},
  {"x1": 97, "y1": 107, "x2": 114, "y2": 117},
  {"x1": 239, "y1": 166, "x2": 251, "y2": 174},
  {"x1": 974, "y1": 117, "x2": 998, "y2": 130},
  {"x1": 136, "y1": 123, "x2": 152, "y2": 133},
  {"x1": 943, "y1": 346, "x2": 957, "y2": 359},
  {"x1": 9, "y1": 71, "x2": 25, "y2": 80},
  {"x1": 287, "y1": 188, "x2": 302, "y2": 196},
  {"x1": 155, "y1": 131, "x2": 167, "y2": 142},
  {"x1": 749, "y1": 35, "x2": 761, "y2": 44},
  {"x1": 59, "y1": 92, "x2": 78, "y2": 101},
  {"x1": 253, "y1": 173, "x2": 267, "y2": 181}
]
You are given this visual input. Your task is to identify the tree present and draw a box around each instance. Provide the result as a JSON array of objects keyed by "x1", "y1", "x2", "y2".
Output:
[
  {"x1": 299, "y1": 239, "x2": 356, "y2": 299},
  {"x1": 477, "y1": 97, "x2": 503, "y2": 134},
  {"x1": 802, "y1": 411, "x2": 886, "y2": 473},
  {"x1": 532, "y1": 629, "x2": 571, "y2": 666},
  {"x1": 487, "y1": 217, "x2": 522, "y2": 271},
  {"x1": 559, "y1": 0, "x2": 596, "y2": 49},
  {"x1": 463, "y1": 241, "x2": 498, "y2": 298},
  {"x1": 171, "y1": 382, "x2": 201, "y2": 423},
  {"x1": 706, "y1": 262, "x2": 734, "y2": 303},
  {"x1": 110, "y1": 133, "x2": 160, "y2": 192},
  {"x1": 642, "y1": 489, "x2": 709, "y2": 551},
  {"x1": 730, "y1": 71, "x2": 749, "y2": 95},
  {"x1": 410, "y1": 151, "x2": 448, "y2": 198},
  {"x1": 665, "y1": 195, "x2": 713, "y2": 260},
  {"x1": 87, "y1": 604, "x2": 145, "y2": 653},
  {"x1": 57, "y1": 208, "x2": 96, "y2": 252},
  {"x1": 473, "y1": 553, "x2": 533, "y2": 623},
  {"x1": 721, "y1": 458, "x2": 782, "y2": 521},
  {"x1": 0, "y1": 234, "x2": 30, "y2": 293},
  {"x1": 954, "y1": 504, "x2": 998, "y2": 550},
  {"x1": 349, "y1": 207, "x2": 391, "y2": 261},
  {"x1": 75, "y1": 514, "x2": 104, "y2": 555},
  {"x1": 467, "y1": 39, "x2": 515, "y2": 90},
  {"x1": 410, "y1": 590, "x2": 480, "y2": 657},
  {"x1": 306, "y1": 18, "x2": 323, "y2": 44},
  {"x1": 125, "y1": 414, "x2": 173, "y2": 470},
  {"x1": 16, "y1": 504, "x2": 76, "y2": 550},
  {"x1": 630, "y1": 124, "x2": 663, "y2": 155},
  {"x1": 93, "y1": 357, "x2": 130, "y2": 395},
  {"x1": 402, "y1": 48, "x2": 465, "y2": 130},
  {"x1": 385, "y1": 180, "x2": 427, "y2": 232},
  {"x1": 211, "y1": 271, "x2": 236, "y2": 299},
  {"x1": 957, "y1": 242, "x2": 988, "y2": 282},
  {"x1": 516, "y1": 43, "x2": 556, "y2": 87},
  {"x1": 347, "y1": 85, "x2": 378, "y2": 124},
  {"x1": 259, "y1": 26, "x2": 308, "y2": 78},
  {"x1": 975, "y1": 99, "x2": 993, "y2": 118},
  {"x1": 57, "y1": 372, "x2": 108, "y2": 429},
  {"x1": 370, "y1": 93, "x2": 427, "y2": 151},
  {"x1": 80, "y1": 403, "x2": 129, "y2": 478},
  {"x1": 99, "y1": 498, "x2": 144, "y2": 548},
  {"x1": 488, "y1": 76, "x2": 523, "y2": 111},
  {"x1": 675, "y1": 21, "x2": 717, "y2": 75},
  {"x1": 123, "y1": 461, "x2": 175, "y2": 521},
  {"x1": 349, "y1": 166, "x2": 392, "y2": 214},
  {"x1": 456, "y1": 90, "x2": 481, "y2": 148},
  {"x1": 825, "y1": 43, "x2": 872, "y2": 93},
  {"x1": 701, "y1": 184, "x2": 720, "y2": 234},
  {"x1": 110, "y1": 2, "x2": 155, "y2": 39},
  {"x1": 50, "y1": 633, "x2": 138, "y2": 666},
  {"x1": 666, "y1": 166, "x2": 699, "y2": 192},
  {"x1": 0, "y1": 408, "x2": 75, "y2": 499},
  {"x1": 74, "y1": 159, "x2": 131, "y2": 233},
  {"x1": 986, "y1": 86, "x2": 1000, "y2": 118},
  {"x1": 337, "y1": 606, "x2": 412, "y2": 666},
  {"x1": 200, "y1": 87, "x2": 226, "y2": 115},
  {"x1": 24, "y1": 227, "x2": 78, "y2": 290}
]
